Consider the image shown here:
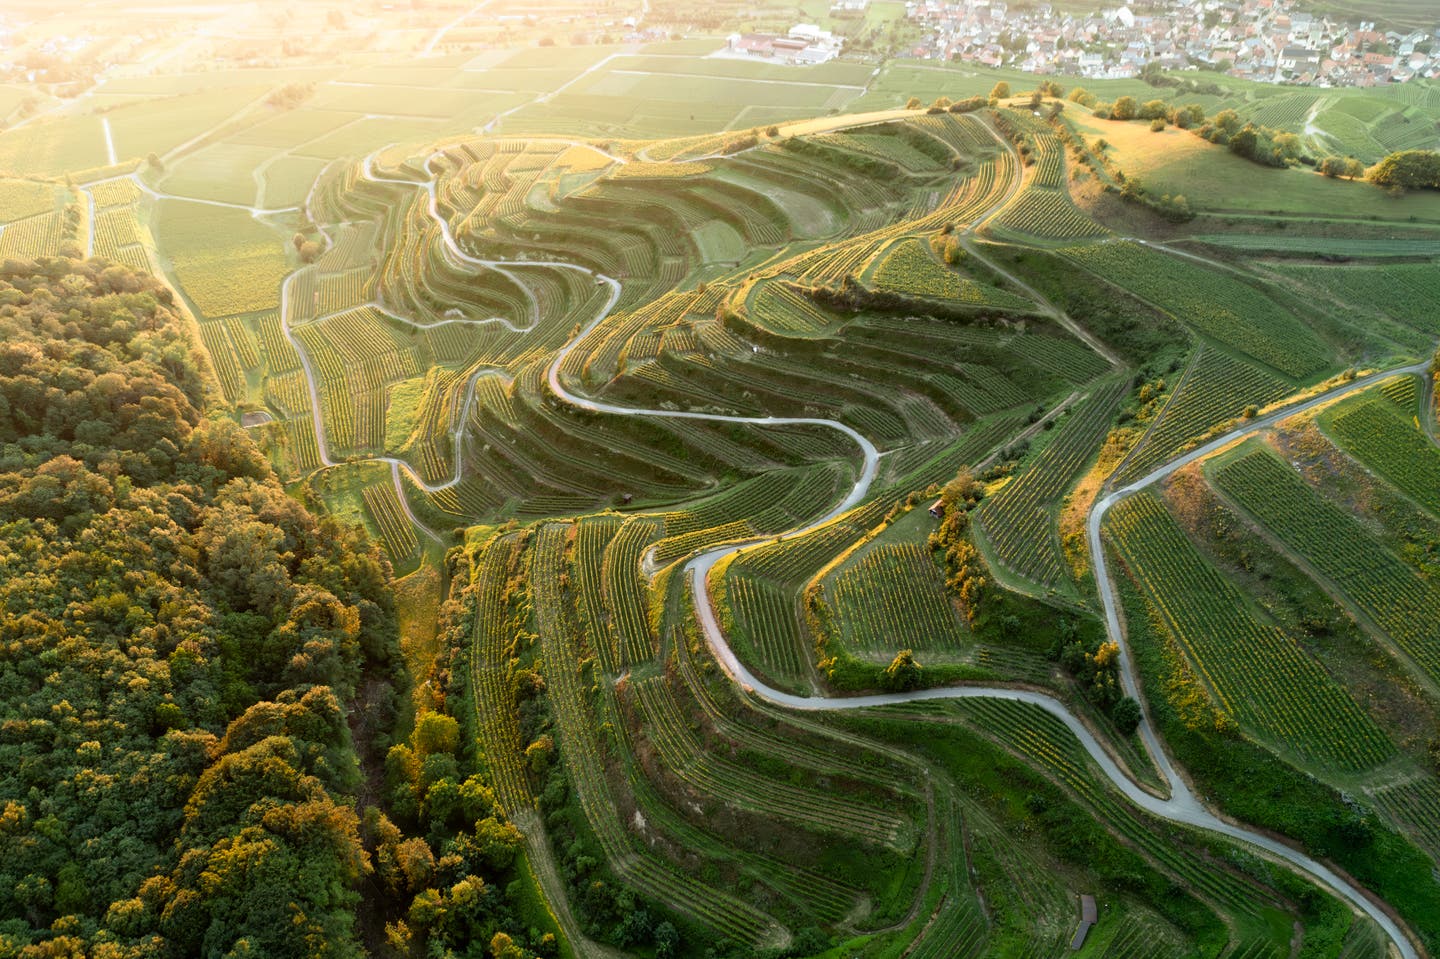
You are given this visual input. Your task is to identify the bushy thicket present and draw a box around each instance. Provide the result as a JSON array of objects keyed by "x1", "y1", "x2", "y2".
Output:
[{"x1": 1368, "y1": 149, "x2": 1440, "y2": 192}]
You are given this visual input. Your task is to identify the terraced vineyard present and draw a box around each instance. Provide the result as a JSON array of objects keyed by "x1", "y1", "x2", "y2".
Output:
[
  {"x1": 258, "y1": 110, "x2": 1438, "y2": 959},
  {"x1": 1211, "y1": 446, "x2": 1440, "y2": 685},
  {"x1": 1324, "y1": 385, "x2": 1440, "y2": 516},
  {"x1": 1061, "y1": 241, "x2": 1331, "y2": 378},
  {"x1": 17, "y1": 73, "x2": 1436, "y2": 959},
  {"x1": 990, "y1": 188, "x2": 1110, "y2": 241},
  {"x1": 1114, "y1": 346, "x2": 1292, "y2": 485},
  {"x1": 977, "y1": 381, "x2": 1126, "y2": 590},
  {"x1": 1271, "y1": 263, "x2": 1440, "y2": 335},
  {"x1": 1106, "y1": 491, "x2": 1393, "y2": 771},
  {"x1": 827, "y1": 539, "x2": 969, "y2": 657},
  {"x1": 363, "y1": 481, "x2": 421, "y2": 559},
  {"x1": 872, "y1": 238, "x2": 1033, "y2": 308}
]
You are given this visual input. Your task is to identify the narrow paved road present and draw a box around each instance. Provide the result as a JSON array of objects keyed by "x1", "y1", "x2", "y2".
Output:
[
  {"x1": 284, "y1": 129, "x2": 1424, "y2": 959},
  {"x1": 271, "y1": 151, "x2": 617, "y2": 540},
  {"x1": 670, "y1": 356, "x2": 1427, "y2": 959},
  {"x1": 541, "y1": 260, "x2": 1425, "y2": 958}
]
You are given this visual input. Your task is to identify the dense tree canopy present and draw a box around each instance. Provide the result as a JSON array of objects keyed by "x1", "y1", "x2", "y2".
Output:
[
  {"x1": 1367, "y1": 150, "x2": 1440, "y2": 191},
  {"x1": 0, "y1": 256, "x2": 553, "y2": 958},
  {"x1": 0, "y1": 256, "x2": 395, "y2": 957}
]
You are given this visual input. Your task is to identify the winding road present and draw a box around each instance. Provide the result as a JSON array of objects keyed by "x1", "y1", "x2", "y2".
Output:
[
  {"x1": 555, "y1": 289, "x2": 1424, "y2": 959},
  {"x1": 285, "y1": 130, "x2": 1425, "y2": 959}
]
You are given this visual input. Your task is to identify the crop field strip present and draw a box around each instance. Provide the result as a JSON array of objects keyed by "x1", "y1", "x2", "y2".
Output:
[
  {"x1": 468, "y1": 535, "x2": 534, "y2": 816},
  {"x1": 989, "y1": 187, "x2": 1111, "y2": 241},
  {"x1": 653, "y1": 465, "x2": 846, "y2": 555},
  {"x1": 984, "y1": 117, "x2": 1105, "y2": 241},
  {"x1": 527, "y1": 525, "x2": 780, "y2": 946},
  {"x1": 1211, "y1": 448, "x2": 1440, "y2": 686},
  {"x1": 732, "y1": 499, "x2": 894, "y2": 587},
  {"x1": 1115, "y1": 346, "x2": 1292, "y2": 485},
  {"x1": 977, "y1": 381, "x2": 1127, "y2": 590},
  {"x1": 746, "y1": 279, "x2": 843, "y2": 336},
  {"x1": 1061, "y1": 242, "x2": 1329, "y2": 378},
  {"x1": 293, "y1": 307, "x2": 421, "y2": 453},
  {"x1": 362, "y1": 482, "x2": 419, "y2": 560},
  {"x1": 156, "y1": 200, "x2": 289, "y2": 318},
  {"x1": 1274, "y1": 263, "x2": 1440, "y2": 336},
  {"x1": 92, "y1": 208, "x2": 142, "y2": 262},
  {"x1": 601, "y1": 518, "x2": 661, "y2": 666},
  {"x1": 1325, "y1": 392, "x2": 1440, "y2": 516},
  {"x1": 1380, "y1": 376, "x2": 1418, "y2": 408},
  {"x1": 872, "y1": 237, "x2": 1035, "y2": 308},
  {"x1": 1247, "y1": 92, "x2": 1321, "y2": 127},
  {"x1": 1370, "y1": 777, "x2": 1440, "y2": 860},
  {"x1": 716, "y1": 571, "x2": 807, "y2": 681},
  {"x1": 621, "y1": 769, "x2": 863, "y2": 932},
  {"x1": 280, "y1": 418, "x2": 323, "y2": 474},
  {"x1": 719, "y1": 500, "x2": 894, "y2": 682},
  {"x1": 570, "y1": 515, "x2": 624, "y2": 674},
  {"x1": 828, "y1": 542, "x2": 968, "y2": 656},
  {"x1": 630, "y1": 674, "x2": 907, "y2": 846},
  {"x1": 196, "y1": 318, "x2": 252, "y2": 404},
  {"x1": 1106, "y1": 491, "x2": 1393, "y2": 771},
  {"x1": 263, "y1": 369, "x2": 312, "y2": 418},
  {"x1": 963, "y1": 805, "x2": 1074, "y2": 952},
  {"x1": 0, "y1": 178, "x2": 60, "y2": 220},
  {"x1": 879, "y1": 410, "x2": 1030, "y2": 495},
  {"x1": 0, "y1": 212, "x2": 63, "y2": 257},
  {"x1": 1335, "y1": 921, "x2": 1389, "y2": 959},
  {"x1": 671, "y1": 625, "x2": 899, "y2": 790},
  {"x1": 88, "y1": 177, "x2": 141, "y2": 209},
  {"x1": 1193, "y1": 234, "x2": 1440, "y2": 257},
  {"x1": 1093, "y1": 914, "x2": 1188, "y2": 959},
  {"x1": 906, "y1": 794, "x2": 988, "y2": 959}
]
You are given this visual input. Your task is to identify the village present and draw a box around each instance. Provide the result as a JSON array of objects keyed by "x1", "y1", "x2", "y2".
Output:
[{"x1": 897, "y1": 0, "x2": 1440, "y2": 86}]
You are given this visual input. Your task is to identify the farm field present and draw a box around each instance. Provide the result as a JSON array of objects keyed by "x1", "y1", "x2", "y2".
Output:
[
  {"x1": 5, "y1": 18, "x2": 1440, "y2": 959},
  {"x1": 1321, "y1": 380, "x2": 1440, "y2": 516},
  {"x1": 820, "y1": 509, "x2": 971, "y2": 659},
  {"x1": 1189, "y1": 233, "x2": 1440, "y2": 256},
  {"x1": 1106, "y1": 490, "x2": 1393, "y2": 771},
  {"x1": 1060, "y1": 240, "x2": 1331, "y2": 378},
  {"x1": 1209, "y1": 444, "x2": 1440, "y2": 686},
  {"x1": 152, "y1": 200, "x2": 290, "y2": 316}
]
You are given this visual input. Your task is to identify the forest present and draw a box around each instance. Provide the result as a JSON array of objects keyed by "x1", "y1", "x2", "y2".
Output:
[{"x1": 0, "y1": 256, "x2": 543, "y2": 958}]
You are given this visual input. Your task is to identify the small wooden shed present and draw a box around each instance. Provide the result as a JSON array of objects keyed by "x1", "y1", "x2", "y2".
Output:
[
  {"x1": 928, "y1": 498, "x2": 945, "y2": 519},
  {"x1": 1070, "y1": 895, "x2": 1098, "y2": 950}
]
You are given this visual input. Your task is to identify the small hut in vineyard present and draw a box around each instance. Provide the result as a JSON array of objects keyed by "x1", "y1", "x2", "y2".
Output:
[{"x1": 1070, "y1": 895, "x2": 1098, "y2": 950}]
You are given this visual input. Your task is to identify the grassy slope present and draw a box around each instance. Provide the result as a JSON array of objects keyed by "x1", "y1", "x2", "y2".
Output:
[{"x1": 1068, "y1": 110, "x2": 1440, "y2": 221}]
